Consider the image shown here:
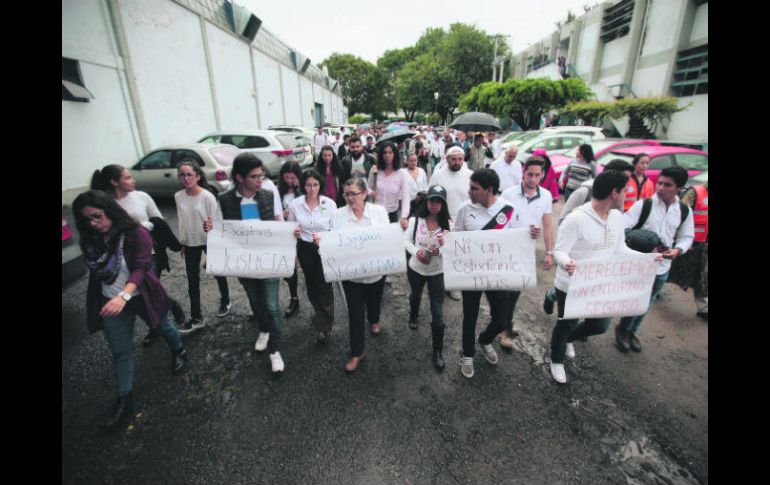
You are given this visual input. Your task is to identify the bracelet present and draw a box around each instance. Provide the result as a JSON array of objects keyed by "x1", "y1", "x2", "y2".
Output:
[{"x1": 546, "y1": 251, "x2": 553, "y2": 256}]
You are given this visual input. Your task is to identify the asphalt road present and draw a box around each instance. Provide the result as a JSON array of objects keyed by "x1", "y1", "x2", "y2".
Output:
[{"x1": 62, "y1": 198, "x2": 707, "y2": 484}]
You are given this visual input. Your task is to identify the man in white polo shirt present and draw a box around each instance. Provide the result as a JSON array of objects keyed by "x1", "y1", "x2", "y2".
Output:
[
  {"x1": 490, "y1": 145, "x2": 523, "y2": 193},
  {"x1": 498, "y1": 157, "x2": 554, "y2": 349},
  {"x1": 454, "y1": 168, "x2": 515, "y2": 379},
  {"x1": 312, "y1": 126, "x2": 330, "y2": 157}
]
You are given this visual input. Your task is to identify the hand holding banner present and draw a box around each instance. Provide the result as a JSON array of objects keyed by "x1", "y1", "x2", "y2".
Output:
[
  {"x1": 206, "y1": 220, "x2": 297, "y2": 278},
  {"x1": 319, "y1": 223, "x2": 407, "y2": 282},
  {"x1": 442, "y1": 228, "x2": 537, "y2": 291},
  {"x1": 563, "y1": 253, "x2": 658, "y2": 319}
]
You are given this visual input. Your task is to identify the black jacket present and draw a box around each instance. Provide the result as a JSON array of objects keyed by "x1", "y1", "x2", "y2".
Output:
[{"x1": 149, "y1": 217, "x2": 182, "y2": 273}]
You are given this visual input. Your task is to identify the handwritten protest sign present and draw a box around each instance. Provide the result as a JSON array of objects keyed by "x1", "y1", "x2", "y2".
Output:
[
  {"x1": 206, "y1": 220, "x2": 296, "y2": 278},
  {"x1": 442, "y1": 228, "x2": 537, "y2": 291},
  {"x1": 563, "y1": 253, "x2": 658, "y2": 319},
  {"x1": 319, "y1": 223, "x2": 407, "y2": 282}
]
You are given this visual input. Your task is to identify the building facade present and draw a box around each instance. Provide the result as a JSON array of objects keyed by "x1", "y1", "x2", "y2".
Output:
[
  {"x1": 509, "y1": 0, "x2": 707, "y2": 142},
  {"x1": 62, "y1": 0, "x2": 347, "y2": 202}
]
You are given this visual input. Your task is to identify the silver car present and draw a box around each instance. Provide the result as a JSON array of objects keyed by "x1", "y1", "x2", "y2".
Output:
[
  {"x1": 131, "y1": 143, "x2": 240, "y2": 197},
  {"x1": 198, "y1": 129, "x2": 310, "y2": 177}
]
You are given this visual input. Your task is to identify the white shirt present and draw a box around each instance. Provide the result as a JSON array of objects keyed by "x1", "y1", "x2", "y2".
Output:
[
  {"x1": 404, "y1": 217, "x2": 446, "y2": 276},
  {"x1": 313, "y1": 132, "x2": 330, "y2": 153},
  {"x1": 430, "y1": 139, "x2": 445, "y2": 158},
  {"x1": 116, "y1": 191, "x2": 161, "y2": 231},
  {"x1": 368, "y1": 168, "x2": 411, "y2": 218},
  {"x1": 501, "y1": 184, "x2": 552, "y2": 229},
  {"x1": 330, "y1": 203, "x2": 390, "y2": 284},
  {"x1": 553, "y1": 204, "x2": 639, "y2": 292},
  {"x1": 261, "y1": 178, "x2": 285, "y2": 220},
  {"x1": 428, "y1": 165, "x2": 473, "y2": 220},
  {"x1": 288, "y1": 195, "x2": 337, "y2": 243},
  {"x1": 624, "y1": 194, "x2": 695, "y2": 275},
  {"x1": 454, "y1": 197, "x2": 513, "y2": 232},
  {"x1": 490, "y1": 158, "x2": 523, "y2": 193},
  {"x1": 175, "y1": 189, "x2": 220, "y2": 246},
  {"x1": 403, "y1": 167, "x2": 428, "y2": 200},
  {"x1": 491, "y1": 139, "x2": 502, "y2": 159}
]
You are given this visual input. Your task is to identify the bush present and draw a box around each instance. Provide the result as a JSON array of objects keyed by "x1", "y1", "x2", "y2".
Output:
[
  {"x1": 558, "y1": 97, "x2": 689, "y2": 132},
  {"x1": 348, "y1": 114, "x2": 371, "y2": 124}
]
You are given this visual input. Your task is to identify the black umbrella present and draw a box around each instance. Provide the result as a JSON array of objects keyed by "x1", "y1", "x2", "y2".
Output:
[
  {"x1": 450, "y1": 112, "x2": 501, "y2": 132},
  {"x1": 376, "y1": 128, "x2": 415, "y2": 145}
]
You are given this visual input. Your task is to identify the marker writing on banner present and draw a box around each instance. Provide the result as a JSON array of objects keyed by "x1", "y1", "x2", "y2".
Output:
[
  {"x1": 221, "y1": 247, "x2": 290, "y2": 273},
  {"x1": 325, "y1": 256, "x2": 401, "y2": 280}
]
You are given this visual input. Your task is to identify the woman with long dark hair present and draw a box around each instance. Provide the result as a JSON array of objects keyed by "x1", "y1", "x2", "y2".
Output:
[
  {"x1": 404, "y1": 185, "x2": 452, "y2": 369},
  {"x1": 288, "y1": 169, "x2": 338, "y2": 342},
  {"x1": 278, "y1": 161, "x2": 303, "y2": 317},
  {"x1": 91, "y1": 164, "x2": 186, "y2": 345},
  {"x1": 559, "y1": 143, "x2": 596, "y2": 201},
  {"x1": 313, "y1": 145, "x2": 349, "y2": 207},
  {"x1": 73, "y1": 190, "x2": 187, "y2": 430},
  {"x1": 368, "y1": 141, "x2": 411, "y2": 229},
  {"x1": 174, "y1": 159, "x2": 231, "y2": 333}
]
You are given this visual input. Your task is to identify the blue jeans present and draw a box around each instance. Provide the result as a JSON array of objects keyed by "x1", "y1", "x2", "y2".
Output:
[
  {"x1": 239, "y1": 277, "x2": 282, "y2": 353},
  {"x1": 550, "y1": 288, "x2": 611, "y2": 364},
  {"x1": 619, "y1": 271, "x2": 669, "y2": 334},
  {"x1": 101, "y1": 297, "x2": 182, "y2": 396}
]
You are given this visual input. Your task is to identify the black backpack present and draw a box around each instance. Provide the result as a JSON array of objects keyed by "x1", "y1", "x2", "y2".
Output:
[{"x1": 624, "y1": 198, "x2": 689, "y2": 253}]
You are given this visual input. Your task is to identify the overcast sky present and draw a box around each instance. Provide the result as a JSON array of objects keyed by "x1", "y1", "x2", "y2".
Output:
[{"x1": 238, "y1": 0, "x2": 601, "y2": 65}]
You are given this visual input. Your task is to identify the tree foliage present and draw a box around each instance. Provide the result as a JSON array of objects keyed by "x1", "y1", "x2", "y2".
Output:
[
  {"x1": 320, "y1": 53, "x2": 388, "y2": 118},
  {"x1": 460, "y1": 77, "x2": 593, "y2": 129},
  {"x1": 558, "y1": 97, "x2": 689, "y2": 133}
]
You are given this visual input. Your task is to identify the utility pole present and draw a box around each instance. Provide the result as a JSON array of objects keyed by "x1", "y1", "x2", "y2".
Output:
[{"x1": 492, "y1": 37, "x2": 499, "y2": 81}]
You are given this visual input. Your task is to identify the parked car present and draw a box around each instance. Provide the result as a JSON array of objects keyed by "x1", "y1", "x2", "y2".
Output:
[
  {"x1": 131, "y1": 143, "x2": 240, "y2": 197},
  {"x1": 543, "y1": 125, "x2": 607, "y2": 139},
  {"x1": 550, "y1": 138, "x2": 662, "y2": 178},
  {"x1": 62, "y1": 209, "x2": 86, "y2": 288},
  {"x1": 292, "y1": 134, "x2": 315, "y2": 166},
  {"x1": 268, "y1": 125, "x2": 315, "y2": 136},
  {"x1": 659, "y1": 140, "x2": 708, "y2": 153},
  {"x1": 687, "y1": 169, "x2": 708, "y2": 186},
  {"x1": 198, "y1": 129, "x2": 311, "y2": 177},
  {"x1": 514, "y1": 133, "x2": 594, "y2": 163},
  {"x1": 595, "y1": 145, "x2": 708, "y2": 184}
]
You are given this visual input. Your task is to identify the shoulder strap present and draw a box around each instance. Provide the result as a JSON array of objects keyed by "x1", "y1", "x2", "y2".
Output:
[
  {"x1": 412, "y1": 217, "x2": 419, "y2": 242},
  {"x1": 632, "y1": 198, "x2": 653, "y2": 230},
  {"x1": 584, "y1": 187, "x2": 593, "y2": 203},
  {"x1": 481, "y1": 205, "x2": 514, "y2": 230}
]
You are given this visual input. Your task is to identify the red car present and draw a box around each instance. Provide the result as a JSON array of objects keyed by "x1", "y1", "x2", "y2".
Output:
[
  {"x1": 550, "y1": 138, "x2": 661, "y2": 179},
  {"x1": 595, "y1": 145, "x2": 708, "y2": 184}
]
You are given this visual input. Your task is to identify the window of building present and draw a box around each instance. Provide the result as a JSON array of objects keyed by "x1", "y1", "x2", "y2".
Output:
[
  {"x1": 670, "y1": 45, "x2": 708, "y2": 97},
  {"x1": 62, "y1": 57, "x2": 94, "y2": 102},
  {"x1": 600, "y1": 0, "x2": 634, "y2": 43}
]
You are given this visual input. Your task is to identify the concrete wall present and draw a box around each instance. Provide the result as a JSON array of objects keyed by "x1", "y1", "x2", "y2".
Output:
[
  {"x1": 280, "y1": 65, "x2": 301, "y2": 126},
  {"x1": 689, "y1": 2, "x2": 708, "y2": 43},
  {"x1": 632, "y1": 64, "x2": 670, "y2": 97},
  {"x1": 640, "y1": 0, "x2": 681, "y2": 56},
  {"x1": 575, "y1": 21, "x2": 600, "y2": 77},
  {"x1": 600, "y1": 35, "x2": 630, "y2": 72},
  {"x1": 299, "y1": 76, "x2": 315, "y2": 127},
  {"x1": 666, "y1": 95, "x2": 707, "y2": 141},
  {"x1": 207, "y1": 25, "x2": 258, "y2": 131}
]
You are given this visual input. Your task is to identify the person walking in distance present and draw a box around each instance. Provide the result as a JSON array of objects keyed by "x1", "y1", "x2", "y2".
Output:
[{"x1": 278, "y1": 161, "x2": 303, "y2": 318}]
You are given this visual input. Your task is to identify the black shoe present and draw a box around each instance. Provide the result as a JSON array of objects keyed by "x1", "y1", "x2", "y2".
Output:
[
  {"x1": 615, "y1": 325, "x2": 630, "y2": 352},
  {"x1": 284, "y1": 298, "x2": 299, "y2": 318},
  {"x1": 543, "y1": 289, "x2": 555, "y2": 315},
  {"x1": 696, "y1": 312, "x2": 708, "y2": 321},
  {"x1": 628, "y1": 332, "x2": 642, "y2": 352},
  {"x1": 170, "y1": 300, "x2": 186, "y2": 325},
  {"x1": 141, "y1": 329, "x2": 159, "y2": 348},
  {"x1": 102, "y1": 393, "x2": 134, "y2": 430},
  {"x1": 432, "y1": 349, "x2": 445, "y2": 370},
  {"x1": 216, "y1": 301, "x2": 231, "y2": 317},
  {"x1": 172, "y1": 347, "x2": 188, "y2": 373},
  {"x1": 409, "y1": 319, "x2": 418, "y2": 330}
]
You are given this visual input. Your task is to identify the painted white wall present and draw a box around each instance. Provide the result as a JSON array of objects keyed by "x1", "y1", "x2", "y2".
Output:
[
  {"x1": 525, "y1": 63, "x2": 562, "y2": 80},
  {"x1": 324, "y1": 89, "x2": 333, "y2": 124},
  {"x1": 592, "y1": 75, "x2": 622, "y2": 102},
  {"x1": 666, "y1": 95, "x2": 707, "y2": 141},
  {"x1": 689, "y1": 2, "x2": 708, "y2": 44},
  {"x1": 600, "y1": 35, "x2": 629, "y2": 71},
  {"x1": 253, "y1": 50, "x2": 285, "y2": 128},
  {"x1": 631, "y1": 63, "x2": 670, "y2": 97},
  {"x1": 119, "y1": 0, "x2": 216, "y2": 148},
  {"x1": 641, "y1": 0, "x2": 681, "y2": 56},
  {"x1": 576, "y1": 22, "x2": 599, "y2": 76},
  {"x1": 207, "y1": 25, "x2": 258, "y2": 131},
  {"x1": 300, "y1": 77, "x2": 315, "y2": 127},
  {"x1": 62, "y1": 63, "x2": 140, "y2": 198},
  {"x1": 62, "y1": 0, "x2": 119, "y2": 69},
  {"x1": 280, "y1": 65, "x2": 301, "y2": 126}
]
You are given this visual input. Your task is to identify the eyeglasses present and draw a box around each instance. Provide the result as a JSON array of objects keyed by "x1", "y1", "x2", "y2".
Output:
[
  {"x1": 178, "y1": 173, "x2": 196, "y2": 178},
  {"x1": 343, "y1": 191, "x2": 363, "y2": 197},
  {"x1": 249, "y1": 173, "x2": 266, "y2": 180}
]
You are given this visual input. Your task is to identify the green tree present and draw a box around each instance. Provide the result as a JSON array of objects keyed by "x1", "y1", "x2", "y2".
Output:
[
  {"x1": 320, "y1": 53, "x2": 388, "y2": 118},
  {"x1": 378, "y1": 47, "x2": 417, "y2": 117}
]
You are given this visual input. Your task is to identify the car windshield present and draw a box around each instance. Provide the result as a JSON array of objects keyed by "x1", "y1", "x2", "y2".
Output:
[
  {"x1": 563, "y1": 139, "x2": 617, "y2": 158},
  {"x1": 208, "y1": 145, "x2": 240, "y2": 166},
  {"x1": 597, "y1": 152, "x2": 635, "y2": 166},
  {"x1": 501, "y1": 132, "x2": 526, "y2": 143},
  {"x1": 276, "y1": 134, "x2": 299, "y2": 149}
]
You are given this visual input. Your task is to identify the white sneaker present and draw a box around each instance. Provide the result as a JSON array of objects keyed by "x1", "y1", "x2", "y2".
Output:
[
  {"x1": 481, "y1": 343, "x2": 499, "y2": 365},
  {"x1": 565, "y1": 343, "x2": 576, "y2": 359},
  {"x1": 254, "y1": 332, "x2": 270, "y2": 352},
  {"x1": 269, "y1": 351, "x2": 284, "y2": 373},
  {"x1": 460, "y1": 356, "x2": 474, "y2": 378},
  {"x1": 550, "y1": 363, "x2": 567, "y2": 384}
]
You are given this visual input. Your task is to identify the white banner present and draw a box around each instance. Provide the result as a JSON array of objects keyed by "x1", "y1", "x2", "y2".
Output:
[
  {"x1": 442, "y1": 228, "x2": 537, "y2": 291},
  {"x1": 206, "y1": 220, "x2": 297, "y2": 278},
  {"x1": 319, "y1": 223, "x2": 407, "y2": 282},
  {"x1": 563, "y1": 253, "x2": 658, "y2": 319}
]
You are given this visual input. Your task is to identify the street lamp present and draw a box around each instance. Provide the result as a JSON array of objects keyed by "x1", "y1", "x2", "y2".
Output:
[{"x1": 433, "y1": 92, "x2": 439, "y2": 125}]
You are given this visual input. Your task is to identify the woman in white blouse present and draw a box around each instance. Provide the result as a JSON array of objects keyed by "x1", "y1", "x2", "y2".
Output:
[
  {"x1": 404, "y1": 185, "x2": 451, "y2": 370},
  {"x1": 174, "y1": 160, "x2": 231, "y2": 334},
  {"x1": 288, "y1": 169, "x2": 337, "y2": 343},
  {"x1": 317, "y1": 178, "x2": 390, "y2": 373},
  {"x1": 367, "y1": 141, "x2": 410, "y2": 230},
  {"x1": 403, "y1": 152, "x2": 428, "y2": 217}
]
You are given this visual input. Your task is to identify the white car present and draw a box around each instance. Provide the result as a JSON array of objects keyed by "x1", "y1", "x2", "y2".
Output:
[
  {"x1": 198, "y1": 129, "x2": 311, "y2": 178},
  {"x1": 514, "y1": 133, "x2": 594, "y2": 163},
  {"x1": 542, "y1": 125, "x2": 606, "y2": 139}
]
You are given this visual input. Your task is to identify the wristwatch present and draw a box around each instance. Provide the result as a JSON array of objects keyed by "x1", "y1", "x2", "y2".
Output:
[
  {"x1": 546, "y1": 251, "x2": 554, "y2": 256},
  {"x1": 119, "y1": 291, "x2": 132, "y2": 302}
]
